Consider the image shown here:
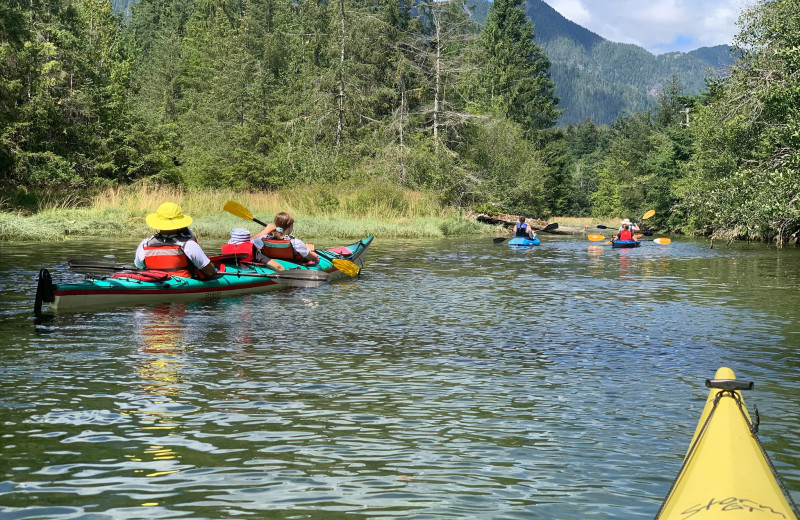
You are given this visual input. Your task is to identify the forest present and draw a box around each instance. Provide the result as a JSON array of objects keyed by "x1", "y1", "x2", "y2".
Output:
[{"x1": 1, "y1": 0, "x2": 799, "y2": 244}]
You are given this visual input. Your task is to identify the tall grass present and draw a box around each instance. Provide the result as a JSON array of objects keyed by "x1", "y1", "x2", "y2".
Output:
[{"x1": 1, "y1": 182, "x2": 497, "y2": 242}]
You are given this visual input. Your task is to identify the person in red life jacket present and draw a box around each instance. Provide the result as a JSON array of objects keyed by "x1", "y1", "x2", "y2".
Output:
[
  {"x1": 222, "y1": 228, "x2": 285, "y2": 271},
  {"x1": 514, "y1": 216, "x2": 537, "y2": 240},
  {"x1": 134, "y1": 202, "x2": 218, "y2": 279},
  {"x1": 613, "y1": 219, "x2": 638, "y2": 242},
  {"x1": 254, "y1": 212, "x2": 319, "y2": 264}
]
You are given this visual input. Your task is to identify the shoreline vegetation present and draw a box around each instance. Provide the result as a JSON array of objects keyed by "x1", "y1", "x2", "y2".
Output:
[{"x1": 0, "y1": 183, "x2": 504, "y2": 242}]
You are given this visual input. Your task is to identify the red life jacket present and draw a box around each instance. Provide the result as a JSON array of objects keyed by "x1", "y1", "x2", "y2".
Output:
[
  {"x1": 142, "y1": 234, "x2": 201, "y2": 279},
  {"x1": 261, "y1": 238, "x2": 305, "y2": 263},
  {"x1": 221, "y1": 242, "x2": 257, "y2": 262},
  {"x1": 618, "y1": 228, "x2": 634, "y2": 241}
]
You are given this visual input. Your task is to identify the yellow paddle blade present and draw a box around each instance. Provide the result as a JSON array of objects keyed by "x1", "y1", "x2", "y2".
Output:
[
  {"x1": 642, "y1": 209, "x2": 656, "y2": 220},
  {"x1": 332, "y1": 258, "x2": 360, "y2": 277},
  {"x1": 653, "y1": 237, "x2": 671, "y2": 245},
  {"x1": 223, "y1": 200, "x2": 254, "y2": 221},
  {"x1": 588, "y1": 234, "x2": 606, "y2": 241}
]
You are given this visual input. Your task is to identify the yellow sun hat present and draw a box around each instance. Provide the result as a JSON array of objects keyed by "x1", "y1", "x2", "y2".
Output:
[{"x1": 146, "y1": 202, "x2": 193, "y2": 231}]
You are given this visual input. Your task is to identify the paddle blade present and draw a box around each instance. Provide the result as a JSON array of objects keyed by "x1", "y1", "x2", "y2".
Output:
[
  {"x1": 587, "y1": 234, "x2": 606, "y2": 241},
  {"x1": 493, "y1": 237, "x2": 508, "y2": 244},
  {"x1": 223, "y1": 200, "x2": 254, "y2": 221},
  {"x1": 653, "y1": 238, "x2": 671, "y2": 245},
  {"x1": 642, "y1": 209, "x2": 656, "y2": 220},
  {"x1": 68, "y1": 258, "x2": 131, "y2": 273},
  {"x1": 223, "y1": 200, "x2": 270, "y2": 227},
  {"x1": 332, "y1": 258, "x2": 360, "y2": 277}
]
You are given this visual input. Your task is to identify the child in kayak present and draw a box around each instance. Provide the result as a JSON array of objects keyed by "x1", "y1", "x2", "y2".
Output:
[
  {"x1": 255, "y1": 212, "x2": 319, "y2": 265},
  {"x1": 223, "y1": 228, "x2": 285, "y2": 271}
]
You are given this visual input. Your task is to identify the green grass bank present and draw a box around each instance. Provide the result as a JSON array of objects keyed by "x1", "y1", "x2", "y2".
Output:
[{"x1": 0, "y1": 182, "x2": 498, "y2": 242}]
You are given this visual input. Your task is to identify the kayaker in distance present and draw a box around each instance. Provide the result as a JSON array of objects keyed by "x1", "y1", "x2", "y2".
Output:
[
  {"x1": 514, "y1": 216, "x2": 537, "y2": 240},
  {"x1": 613, "y1": 219, "x2": 637, "y2": 242},
  {"x1": 254, "y1": 212, "x2": 319, "y2": 264},
  {"x1": 134, "y1": 202, "x2": 218, "y2": 279},
  {"x1": 222, "y1": 228, "x2": 285, "y2": 271}
]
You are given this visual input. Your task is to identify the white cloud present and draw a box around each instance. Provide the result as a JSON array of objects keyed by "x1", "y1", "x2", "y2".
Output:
[
  {"x1": 540, "y1": 0, "x2": 752, "y2": 54},
  {"x1": 548, "y1": 0, "x2": 592, "y2": 27}
]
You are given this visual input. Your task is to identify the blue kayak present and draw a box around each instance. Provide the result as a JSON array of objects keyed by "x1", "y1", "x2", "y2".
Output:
[
  {"x1": 611, "y1": 239, "x2": 640, "y2": 248},
  {"x1": 509, "y1": 236, "x2": 540, "y2": 246}
]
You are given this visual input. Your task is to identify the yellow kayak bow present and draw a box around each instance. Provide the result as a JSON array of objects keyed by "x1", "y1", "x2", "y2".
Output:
[{"x1": 656, "y1": 367, "x2": 798, "y2": 519}]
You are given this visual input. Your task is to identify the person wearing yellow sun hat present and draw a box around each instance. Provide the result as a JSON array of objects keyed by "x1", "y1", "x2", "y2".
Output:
[{"x1": 134, "y1": 202, "x2": 218, "y2": 279}]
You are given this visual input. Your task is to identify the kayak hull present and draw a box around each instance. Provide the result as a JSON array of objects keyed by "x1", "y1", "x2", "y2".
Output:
[
  {"x1": 37, "y1": 236, "x2": 373, "y2": 313},
  {"x1": 611, "y1": 239, "x2": 640, "y2": 248},
  {"x1": 508, "y1": 237, "x2": 540, "y2": 246},
  {"x1": 656, "y1": 367, "x2": 798, "y2": 520}
]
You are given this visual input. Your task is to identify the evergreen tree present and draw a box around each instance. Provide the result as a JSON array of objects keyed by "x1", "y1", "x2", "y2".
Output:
[{"x1": 476, "y1": 0, "x2": 560, "y2": 135}]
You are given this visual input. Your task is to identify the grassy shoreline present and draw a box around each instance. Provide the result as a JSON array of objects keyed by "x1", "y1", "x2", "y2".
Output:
[{"x1": 1, "y1": 183, "x2": 500, "y2": 242}]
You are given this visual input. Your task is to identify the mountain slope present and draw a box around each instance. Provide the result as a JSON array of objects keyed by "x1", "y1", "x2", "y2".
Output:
[{"x1": 468, "y1": 0, "x2": 735, "y2": 125}]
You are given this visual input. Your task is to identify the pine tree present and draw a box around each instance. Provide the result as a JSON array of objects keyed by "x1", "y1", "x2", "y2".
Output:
[{"x1": 477, "y1": 0, "x2": 560, "y2": 135}]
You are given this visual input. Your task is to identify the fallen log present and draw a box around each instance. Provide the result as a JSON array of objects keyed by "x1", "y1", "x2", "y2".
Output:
[{"x1": 475, "y1": 213, "x2": 584, "y2": 235}]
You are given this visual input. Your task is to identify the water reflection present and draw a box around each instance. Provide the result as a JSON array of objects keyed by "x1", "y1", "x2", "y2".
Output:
[{"x1": 135, "y1": 304, "x2": 189, "y2": 398}]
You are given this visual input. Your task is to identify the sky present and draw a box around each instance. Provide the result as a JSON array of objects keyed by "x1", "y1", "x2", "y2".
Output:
[{"x1": 541, "y1": 0, "x2": 754, "y2": 54}]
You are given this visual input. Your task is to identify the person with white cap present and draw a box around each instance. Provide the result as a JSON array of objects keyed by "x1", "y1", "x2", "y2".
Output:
[
  {"x1": 618, "y1": 218, "x2": 640, "y2": 233},
  {"x1": 613, "y1": 218, "x2": 640, "y2": 242},
  {"x1": 134, "y1": 202, "x2": 217, "y2": 279},
  {"x1": 222, "y1": 228, "x2": 285, "y2": 271}
]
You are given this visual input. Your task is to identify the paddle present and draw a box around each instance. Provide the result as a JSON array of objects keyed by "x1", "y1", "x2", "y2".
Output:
[
  {"x1": 69, "y1": 258, "x2": 133, "y2": 273},
  {"x1": 587, "y1": 235, "x2": 671, "y2": 245},
  {"x1": 316, "y1": 250, "x2": 360, "y2": 277},
  {"x1": 223, "y1": 200, "x2": 270, "y2": 227},
  {"x1": 593, "y1": 209, "x2": 655, "y2": 230},
  {"x1": 224, "y1": 270, "x2": 329, "y2": 281},
  {"x1": 593, "y1": 226, "x2": 653, "y2": 236},
  {"x1": 223, "y1": 200, "x2": 361, "y2": 277},
  {"x1": 494, "y1": 222, "x2": 558, "y2": 243}
]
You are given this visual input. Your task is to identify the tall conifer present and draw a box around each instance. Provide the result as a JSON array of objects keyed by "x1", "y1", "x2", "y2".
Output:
[{"x1": 479, "y1": 0, "x2": 560, "y2": 135}]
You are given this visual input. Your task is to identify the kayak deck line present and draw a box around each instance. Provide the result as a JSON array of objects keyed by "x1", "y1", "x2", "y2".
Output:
[{"x1": 655, "y1": 367, "x2": 800, "y2": 520}]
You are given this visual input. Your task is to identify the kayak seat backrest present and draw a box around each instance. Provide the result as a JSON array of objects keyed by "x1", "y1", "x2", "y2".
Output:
[{"x1": 221, "y1": 242, "x2": 255, "y2": 262}]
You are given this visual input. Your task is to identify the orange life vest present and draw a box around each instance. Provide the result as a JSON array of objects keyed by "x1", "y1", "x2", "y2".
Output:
[
  {"x1": 142, "y1": 234, "x2": 200, "y2": 279},
  {"x1": 261, "y1": 238, "x2": 305, "y2": 263},
  {"x1": 618, "y1": 228, "x2": 634, "y2": 241}
]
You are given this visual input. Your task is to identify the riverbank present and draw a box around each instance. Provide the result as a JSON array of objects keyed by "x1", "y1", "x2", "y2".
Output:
[{"x1": 0, "y1": 183, "x2": 498, "y2": 242}]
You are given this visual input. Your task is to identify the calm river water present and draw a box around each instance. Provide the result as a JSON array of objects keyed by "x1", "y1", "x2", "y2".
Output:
[{"x1": 1, "y1": 235, "x2": 799, "y2": 519}]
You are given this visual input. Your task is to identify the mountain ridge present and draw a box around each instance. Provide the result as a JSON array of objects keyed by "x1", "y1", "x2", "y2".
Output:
[{"x1": 467, "y1": 0, "x2": 735, "y2": 125}]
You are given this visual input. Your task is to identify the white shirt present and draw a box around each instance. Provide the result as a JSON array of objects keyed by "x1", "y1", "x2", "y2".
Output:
[{"x1": 289, "y1": 237, "x2": 311, "y2": 258}]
